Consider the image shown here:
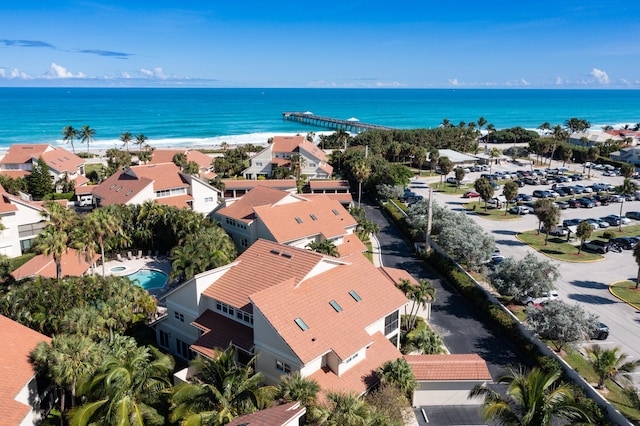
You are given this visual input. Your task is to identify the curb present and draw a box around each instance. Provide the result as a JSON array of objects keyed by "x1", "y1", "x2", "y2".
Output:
[
  {"x1": 514, "y1": 232, "x2": 606, "y2": 263},
  {"x1": 609, "y1": 280, "x2": 640, "y2": 311}
]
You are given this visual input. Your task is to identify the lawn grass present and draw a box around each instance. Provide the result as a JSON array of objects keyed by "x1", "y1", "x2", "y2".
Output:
[
  {"x1": 431, "y1": 182, "x2": 473, "y2": 194},
  {"x1": 517, "y1": 230, "x2": 602, "y2": 262},
  {"x1": 463, "y1": 201, "x2": 523, "y2": 221},
  {"x1": 610, "y1": 280, "x2": 640, "y2": 310},
  {"x1": 364, "y1": 241, "x2": 373, "y2": 263},
  {"x1": 84, "y1": 163, "x2": 104, "y2": 176}
]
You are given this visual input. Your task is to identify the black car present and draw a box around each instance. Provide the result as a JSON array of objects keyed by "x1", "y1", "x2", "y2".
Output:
[
  {"x1": 515, "y1": 193, "x2": 532, "y2": 202},
  {"x1": 610, "y1": 237, "x2": 638, "y2": 250},
  {"x1": 514, "y1": 179, "x2": 526, "y2": 187},
  {"x1": 627, "y1": 211, "x2": 640, "y2": 220},
  {"x1": 570, "y1": 173, "x2": 584, "y2": 181}
]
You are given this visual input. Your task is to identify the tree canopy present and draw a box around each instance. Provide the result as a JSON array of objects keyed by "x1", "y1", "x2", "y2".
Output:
[{"x1": 488, "y1": 253, "x2": 559, "y2": 299}]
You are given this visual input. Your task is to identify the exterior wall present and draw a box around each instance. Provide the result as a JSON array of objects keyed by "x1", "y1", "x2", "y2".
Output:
[
  {"x1": 127, "y1": 186, "x2": 155, "y2": 206},
  {"x1": 336, "y1": 346, "x2": 367, "y2": 376},
  {"x1": 412, "y1": 381, "x2": 486, "y2": 406},
  {"x1": 252, "y1": 306, "x2": 300, "y2": 385},
  {"x1": 188, "y1": 177, "x2": 220, "y2": 214},
  {"x1": 0, "y1": 202, "x2": 45, "y2": 258},
  {"x1": 324, "y1": 351, "x2": 340, "y2": 375},
  {"x1": 304, "y1": 259, "x2": 342, "y2": 280},
  {"x1": 16, "y1": 376, "x2": 45, "y2": 426},
  {"x1": 284, "y1": 235, "x2": 317, "y2": 250},
  {"x1": 365, "y1": 308, "x2": 401, "y2": 343},
  {"x1": 218, "y1": 216, "x2": 255, "y2": 253},
  {"x1": 243, "y1": 148, "x2": 273, "y2": 179},
  {"x1": 300, "y1": 355, "x2": 324, "y2": 378}
]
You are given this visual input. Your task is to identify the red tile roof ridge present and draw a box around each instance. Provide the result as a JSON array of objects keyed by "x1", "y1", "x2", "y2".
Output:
[{"x1": 403, "y1": 354, "x2": 492, "y2": 381}]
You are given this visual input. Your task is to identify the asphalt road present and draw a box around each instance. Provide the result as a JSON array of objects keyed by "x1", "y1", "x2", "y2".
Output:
[
  {"x1": 408, "y1": 160, "x2": 640, "y2": 387},
  {"x1": 362, "y1": 202, "x2": 527, "y2": 378}
]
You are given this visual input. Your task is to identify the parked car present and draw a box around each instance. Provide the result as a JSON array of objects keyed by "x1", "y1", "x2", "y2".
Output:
[
  {"x1": 601, "y1": 216, "x2": 619, "y2": 226},
  {"x1": 577, "y1": 198, "x2": 595, "y2": 208},
  {"x1": 590, "y1": 323, "x2": 609, "y2": 340},
  {"x1": 509, "y1": 205, "x2": 531, "y2": 215},
  {"x1": 582, "y1": 239, "x2": 618, "y2": 254},
  {"x1": 610, "y1": 237, "x2": 638, "y2": 250},
  {"x1": 626, "y1": 211, "x2": 640, "y2": 220},
  {"x1": 606, "y1": 214, "x2": 631, "y2": 225},
  {"x1": 462, "y1": 191, "x2": 480, "y2": 198},
  {"x1": 562, "y1": 218, "x2": 581, "y2": 228},
  {"x1": 514, "y1": 179, "x2": 526, "y2": 187},
  {"x1": 525, "y1": 177, "x2": 540, "y2": 185},
  {"x1": 567, "y1": 198, "x2": 582, "y2": 208},
  {"x1": 485, "y1": 255, "x2": 506, "y2": 270},
  {"x1": 515, "y1": 193, "x2": 532, "y2": 202},
  {"x1": 570, "y1": 173, "x2": 584, "y2": 181},
  {"x1": 533, "y1": 190, "x2": 552, "y2": 198},
  {"x1": 519, "y1": 291, "x2": 560, "y2": 306},
  {"x1": 554, "y1": 200, "x2": 569, "y2": 209}
]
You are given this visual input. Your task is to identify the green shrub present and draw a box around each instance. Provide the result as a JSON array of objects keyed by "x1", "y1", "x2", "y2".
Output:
[{"x1": 603, "y1": 231, "x2": 616, "y2": 239}]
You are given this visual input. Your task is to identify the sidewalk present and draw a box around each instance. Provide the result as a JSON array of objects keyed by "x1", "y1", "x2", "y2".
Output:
[{"x1": 369, "y1": 234, "x2": 383, "y2": 267}]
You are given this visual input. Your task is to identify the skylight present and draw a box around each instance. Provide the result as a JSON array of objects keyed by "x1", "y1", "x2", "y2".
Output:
[
  {"x1": 115, "y1": 186, "x2": 123, "y2": 192},
  {"x1": 126, "y1": 190, "x2": 133, "y2": 196},
  {"x1": 329, "y1": 300, "x2": 343, "y2": 312},
  {"x1": 349, "y1": 290, "x2": 362, "y2": 302},
  {"x1": 295, "y1": 217, "x2": 303, "y2": 224},
  {"x1": 310, "y1": 214, "x2": 318, "y2": 221},
  {"x1": 294, "y1": 317, "x2": 308, "y2": 331},
  {"x1": 332, "y1": 209, "x2": 340, "y2": 215}
]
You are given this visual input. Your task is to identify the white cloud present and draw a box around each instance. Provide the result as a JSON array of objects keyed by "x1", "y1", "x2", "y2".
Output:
[
  {"x1": 45, "y1": 62, "x2": 85, "y2": 79},
  {"x1": 590, "y1": 68, "x2": 609, "y2": 85},
  {"x1": 555, "y1": 77, "x2": 564, "y2": 85},
  {"x1": 521, "y1": 79, "x2": 530, "y2": 86},
  {"x1": 10, "y1": 68, "x2": 30, "y2": 79},
  {"x1": 448, "y1": 78, "x2": 461, "y2": 86},
  {"x1": 140, "y1": 67, "x2": 168, "y2": 79},
  {"x1": 120, "y1": 71, "x2": 131, "y2": 78}
]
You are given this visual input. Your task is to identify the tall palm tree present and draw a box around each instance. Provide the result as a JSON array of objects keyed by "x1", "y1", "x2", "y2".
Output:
[
  {"x1": 549, "y1": 125, "x2": 568, "y2": 166},
  {"x1": 406, "y1": 327, "x2": 445, "y2": 355},
  {"x1": 135, "y1": 133, "x2": 148, "y2": 152},
  {"x1": 62, "y1": 125, "x2": 78, "y2": 154},
  {"x1": 428, "y1": 147, "x2": 439, "y2": 175},
  {"x1": 469, "y1": 367, "x2": 590, "y2": 425},
  {"x1": 352, "y1": 161, "x2": 371, "y2": 208},
  {"x1": 70, "y1": 345, "x2": 174, "y2": 426},
  {"x1": 120, "y1": 131, "x2": 133, "y2": 153},
  {"x1": 306, "y1": 239, "x2": 339, "y2": 257},
  {"x1": 79, "y1": 125, "x2": 96, "y2": 155},
  {"x1": 615, "y1": 178, "x2": 638, "y2": 231},
  {"x1": 377, "y1": 358, "x2": 418, "y2": 398},
  {"x1": 170, "y1": 227, "x2": 236, "y2": 281},
  {"x1": 278, "y1": 372, "x2": 320, "y2": 408},
  {"x1": 488, "y1": 147, "x2": 502, "y2": 176},
  {"x1": 86, "y1": 208, "x2": 125, "y2": 276},
  {"x1": 397, "y1": 278, "x2": 436, "y2": 331},
  {"x1": 312, "y1": 392, "x2": 372, "y2": 426},
  {"x1": 586, "y1": 344, "x2": 640, "y2": 389},
  {"x1": 169, "y1": 347, "x2": 276, "y2": 425},
  {"x1": 35, "y1": 226, "x2": 69, "y2": 279}
]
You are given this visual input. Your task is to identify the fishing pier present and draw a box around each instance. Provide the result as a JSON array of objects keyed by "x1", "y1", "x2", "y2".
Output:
[{"x1": 282, "y1": 112, "x2": 393, "y2": 133}]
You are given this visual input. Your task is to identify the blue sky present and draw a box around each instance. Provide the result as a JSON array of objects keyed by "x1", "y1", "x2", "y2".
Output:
[{"x1": 1, "y1": 1, "x2": 639, "y2": 88}]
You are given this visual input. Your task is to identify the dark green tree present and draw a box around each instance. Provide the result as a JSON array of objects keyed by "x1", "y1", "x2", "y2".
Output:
[
  {"x1": 474, "y1": 177, "x2": 494, "y2": 211},
  {"x1": 503, "y1": 180, "x2": 518, "y2": 215},
  {"x1": 28, "y1": 157, "x2": 54, "y2": 200}
]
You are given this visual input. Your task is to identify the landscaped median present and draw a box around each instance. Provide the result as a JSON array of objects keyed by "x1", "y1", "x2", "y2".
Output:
[
  {"x1": 516, "y1": 230, "x2": 603, "y2": 262},
  {"x1": 463, "y1": 201, "x2": 524, "y2": 220},
  {"x1": 610, "y1": 280, "x2": 640, "y2": 311}
]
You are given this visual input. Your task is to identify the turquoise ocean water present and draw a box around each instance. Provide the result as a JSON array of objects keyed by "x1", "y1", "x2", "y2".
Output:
[{"x1": 0, "y1": 88, "x2": 639, "y2": 151}]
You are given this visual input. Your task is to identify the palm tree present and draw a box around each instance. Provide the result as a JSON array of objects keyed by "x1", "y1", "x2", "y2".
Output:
[
  {"x1": 170, "y1": 227, "x2": 236, "y2": 281},
  {"x1": 377, "y1": 358, "x2": 418, "y2": 397},
  {"x1": 278, "y1": 372, "x2": 320, "y2": 408},
  {"x1": 306, "y1": 239, "x2": 339, "y2": 257},
  {"x1": 469, "y1": 367, "x2": 591, "y2": 425},
  {"x1": 62, "y1": 125, "x2": 78, "y2": 154},
  {"x1": 503, "y1": 180, "x2": 519, "y2": 216},
  {"x1": 428, "y1": 147, "x2": 439, "y2": 175},
  {"x1": 406, "y1": 327, "x2": 445, "y2": 355},
  {"x1": 70, "y1": 345, "x2": 174, "y2": 426},
  {"x1": 352, "y1": 161, "x2": 371, "y2": 208},
  {"x1": 31, "y1": 334, "x2": 101, "y2": 417},
  {"x1": 119, "y1": 131, "x2": 133, "y2": 153},
  {"x1": 586, "y1": 344, "x2": 640, "y2": 389},
  {"x1": 35, "y1": 226, "x2": 69, "y2": 279},
  {"x1": 397, "y1": 278, "x2": 436, "y2": 331},
  {"x1": 488, "y1": 147, "x2": 502, "y2": 176},
  {"x1": 169, "y1": 347, "x2": 276, "y2": 425},
  {"x1": 86, "y1": 208, "x2": 125, "y2": 276},
  {"x1": 356, "y1": 219, "x2": 379, "y2": 241},
  {"x1": 549, "y1": 125, "x2": 568, "y2": 166},
  {"x1": 135, "y1": 133, "x2": 148, "y2": 152},
  {"x1": 79, "y1": 125, "x2": 96, "y2": 155},
  {"x1": 290, "y1": 153, "x2": 307, "y2": 181},
  {"x1": 311, "y1": 392, "x2": 372, "y2": 426},
  {"x1": 615, "y1": 178, "x2": 638, "y2": 231}
]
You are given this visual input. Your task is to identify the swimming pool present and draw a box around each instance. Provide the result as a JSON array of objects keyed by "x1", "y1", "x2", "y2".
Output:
[{"x1": 126, "y1": 269, "x2": 168, "y2": 290}]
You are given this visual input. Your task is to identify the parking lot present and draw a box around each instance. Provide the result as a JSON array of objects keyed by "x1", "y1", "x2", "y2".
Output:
[{"x1": 409, "y1": 159, "x2": 640, "y2": 386}]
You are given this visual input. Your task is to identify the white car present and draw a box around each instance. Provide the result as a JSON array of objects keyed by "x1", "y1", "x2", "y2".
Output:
[
  {"x1": 520, "y1": 291, "x2": 560, "y2": 306},
  {"x1": 509, "y1": 205, "x2": 531, "y2": 215}
]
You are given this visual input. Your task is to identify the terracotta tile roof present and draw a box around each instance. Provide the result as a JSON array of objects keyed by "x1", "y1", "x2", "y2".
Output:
[
  {"x1": 149, "y1": 149, "x2": 214, "y2": 170},
  {"x1": 253, "y1": 196, "x2": 356, "y2": 243},
  {"x1": 301, "y1": 192, "x2": 354, "y2": 204},
  {"x1": 90, "y1": 170, "x2": 153, "y2": 206},
  {"x1": 0, "y1": 314, "x2": 51, "y2": 425},
  {"x1": 0, "y1": 144, "x2": 49, "y2": 164},
  {"x1": 0, "y1": 187, "x2": 19, "y2": 213},
  {"x1": 222, "y1": 179, "x2": 297, "y2": 191},
  {"x1": 191, "y1": 310, "x2": 254, "y2": 357},
  {"x1": 155, "y1": 194, "x2": 193, "y2": 209},
  {"x1": 249, "y1": 254, "x2": 408, "y2": 364},
  {"x1": 202, "y1": 239, "x2": 325, "y2": 313},
  {"x1": 40, "y1": 147, "x2": 84, "y2": 174},
  {"x1": 270, "y1": 157, "x2": 290, "y2": 167},
  {"x1": 216, "y1": 186, "x2": 292, "y2": 223},
  {"x1": 379, "y1": 267, "x2": 418, "y2": 286},
  {"x1": 308, "y1": 332, "x2": 402, "y2": 398},
  {"x1": 227, "y1": 402, "x2": 305, "y2": 426},
  {"x1": 11, "y1": 249, "x2": 100, "y2": 280},
  {"x1": 336, "y1": 235, "x2": 367, "y2": 258},
  {"x1": 125, "y1": 163, "x2": 188, "y2": 191},
  {"x1": 271, "y1": 135, "x2": 305, "y2": 153},
  {"x1": 404, "y1": 354, "x2": 492, "y2": 381},
  {"x1": 309, "y1": 180, "x2": 351, "y2": 191},
  {"x1": 318, "y1": 162, "x2": 334, "y2": 175},
  {"x1": 73, "y1": 174, "x2": 90, "y2": 186},
  {"x1": 298, "y1": 139, "x2": 329, "y2": 163},
  {"x1": 0, "y1": 170, "x2": 30, "y2": 179}
]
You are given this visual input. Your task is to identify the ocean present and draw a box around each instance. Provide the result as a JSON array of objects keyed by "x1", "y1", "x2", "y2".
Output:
[{"x1": 0, "y1": 88, "x2": 639, "y2": 152}]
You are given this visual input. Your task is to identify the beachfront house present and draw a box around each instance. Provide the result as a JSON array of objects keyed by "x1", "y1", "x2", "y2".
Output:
[
  {"x1": 221, "y1": 179, "x2": 298, "y2": 199},
  {"x1": 0, "y1": 185, "x2": 47, "y2": 257},
  {"x1": 567, "y1": 131, "x2": 625, "y2": 148},
  {"x1": 242, "y1": 135, "x2": 333, "y2": 180},
  {"x1": 610, "y1": 147, "x2": 640, "y2": 166},
  {"x1": 88, "y1": 163, "x2": 221, "y2": 214},
  {"x1": 0, "y1": 314, "x2": 55, "y2": 425},
  {"x1": 212, "y1": 186, "x2": 364, "y2": 255},
  {"x1": 0, "y1": 144, "x2": 85, "y2": 185},
  {"x1": 152, "y1": 239, "x2": 408, "y2": 397}
]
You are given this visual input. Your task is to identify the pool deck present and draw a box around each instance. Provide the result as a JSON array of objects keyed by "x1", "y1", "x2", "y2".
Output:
[{"x1": 101, "y1": 254, "x2": 173, "y2": 301}]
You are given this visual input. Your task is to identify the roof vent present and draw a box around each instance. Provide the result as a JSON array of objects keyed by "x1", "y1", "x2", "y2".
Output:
[
  {"x1": 281, "y1": 252, "x2": 293, "y2": 259},
  {"x1": 270, "y1": 249, "x2": 281, "y2": 255}
]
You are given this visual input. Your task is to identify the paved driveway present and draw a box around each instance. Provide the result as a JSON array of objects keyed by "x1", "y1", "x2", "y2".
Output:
[{"x1": 363, "y1": 202, "x2": 527, "y2": 378}]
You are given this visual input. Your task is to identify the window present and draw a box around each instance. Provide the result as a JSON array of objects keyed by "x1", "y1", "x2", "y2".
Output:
[
  {"x1": 204, "y1": 196, "x2": 214, "y2": 202},
  {"x1": 241, "y1": 238, "x2": 248, "y2": 248},
  {"x1": 159, "y1": 330, "x2": 169, "y2": 348},
  {"x1": 276, "y1": 360, "x2": 291, "y2": 374},
  {"x1": 345, "y1": 353, "x2": 359, "y2": 364},
  {"x1": 255, "y1": 162, "x2": 263, "y2": 167},
  {"x1": 329, "y1": 300, "x2": 342, "y2": 312},
  {"x1": 349, "y1": 290, "x2": 362, "y2": 302},
  {"x1": 294, "y1": 317, "x2": 308, "y2": 331},
  {"x1": 176, "y1": 338, "x2": 192, "y2": 359},
  {"x1": 217, "y1": 301, "x2": 253, "y2": 325},
  {"x1": 174, "y1": 311, "x2": 184, "y2": 322},
  {"x1": 384, "y1": 311, "x2": 399, "y2": 335}
]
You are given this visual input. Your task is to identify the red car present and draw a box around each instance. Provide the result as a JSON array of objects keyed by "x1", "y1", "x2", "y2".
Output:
[{"x1": 463, "y1": 191, "x2": 480, "y2": 198}]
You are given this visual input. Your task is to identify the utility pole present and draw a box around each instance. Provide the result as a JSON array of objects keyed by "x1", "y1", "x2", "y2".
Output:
[{"x1": 426, "y1": 187, "x2": 433, "y2": 253}]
